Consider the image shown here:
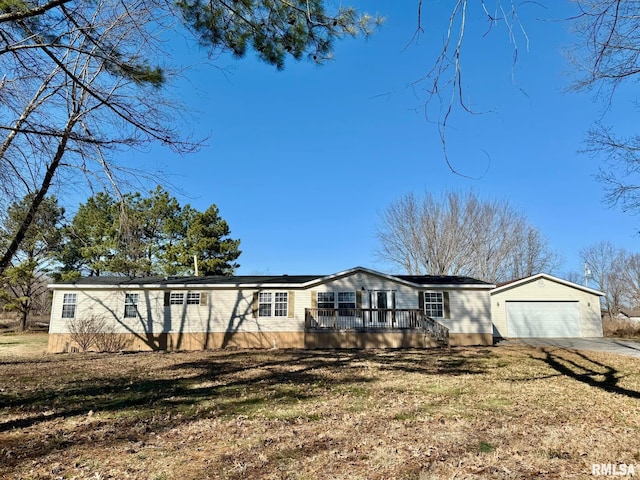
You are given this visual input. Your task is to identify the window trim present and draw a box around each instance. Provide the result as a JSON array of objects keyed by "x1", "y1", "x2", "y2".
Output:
[
  {"x1": 61, "y1": 293, "x2": 77, "y2": 319},
  {"x1": 258, "y1": 291, "x2": 288, "y2": 317},
  {"x1": 258, "y1": 292, "x2": 272, "y2": 317},
  {"x1": 317, "y1": 291, "x2": 335, "y2": 310},
  {"x1": 165, "y1": 291, "x2": 202, "y2": 306},
  {"x1": 423, "y1": 291, "x2": 444, "y2": 318},
  {"x1": 274, "y1": 292, "x2": 288, "y2": 317},
  {"x1": 124, "y1": 293, "x2": 139, "y2": 318},
  {"x1": 170, "y1": 292, "x2": 185, "y2": 305},
  {"x1": 186, "y1": 292, "x2": 201, "y2": 305},
  {"x1": 317, "y1": 291, "x2": 356, "y2": 309}
]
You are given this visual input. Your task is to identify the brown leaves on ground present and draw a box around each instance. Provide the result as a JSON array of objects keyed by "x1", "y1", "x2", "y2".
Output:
[{"x1": 1, "y1": 345, "x2": 640, "y2": 479}]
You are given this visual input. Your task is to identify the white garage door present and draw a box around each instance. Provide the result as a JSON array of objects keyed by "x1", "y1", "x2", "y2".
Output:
[{"x1": 506, "y1": 301, "x2": 581, "y2": 337}]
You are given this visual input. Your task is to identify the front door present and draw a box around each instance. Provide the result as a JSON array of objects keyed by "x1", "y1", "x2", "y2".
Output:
[{"x1": 372, "y1": 290, "x2": 389, "y2": 323}]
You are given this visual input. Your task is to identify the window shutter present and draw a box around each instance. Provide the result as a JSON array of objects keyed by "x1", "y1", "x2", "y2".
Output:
[
  {"x1": 443, "y1": 292, "x2": 450, "y2": 318},
  {"x1": 164, "y1": 292, "x2": 170, "y2": 307},
  {"x1": 288, "y1": 291, "x2": 295, "y2": 318},
  {"x1": 311, "y1": 291, "x2": 317, "y2": 309},
  {"x1": 418, "y1": 291, "x2": 425, "y2": 313},
  {"x1": 356, "y1": 290, "x2": 362, "y2": 309},
  {"x1": 252, "y1": 292, "x2": 258, "y2": 318},
  {"x1": 201, "y1": 292, "x2": 208, "y2": 306}
]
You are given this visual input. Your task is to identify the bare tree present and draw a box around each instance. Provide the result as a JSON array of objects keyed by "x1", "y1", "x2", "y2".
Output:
[
  {"x1": 409, "y1": 0, "x2": 531, "y2": 172},
  {"x1": 416, "y1": 1, "x2": 640, "y2": 217},
  {"x1": 621, "y1": 253, "x2": 640, "y2": 309},
  {"x1": 0, "y1": 0, "x2": 200, "y2": 276},
  {"x1": 570, "y1": 1, "x2": 640, "y2": 213},
  {"x1": 509, "y1": 226, "x2": 562, "y2": 279},
  {"x1": 0, "y1": 1, "x2": 380, "y2": 275},
  {"x1": 580, "y1": 241, "x2": 627, "y2": 315},
  {"x1": 376, "y1": 191, "x2": 560, "y2": 283}
]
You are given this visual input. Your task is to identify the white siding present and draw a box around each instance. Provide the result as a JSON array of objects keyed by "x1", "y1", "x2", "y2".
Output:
[
  {"x1": 49, "y1": 288, "x2": 304, "y2": 335},
  {"x1": 311, "y1": 271, "x2": 492, "y2": 335},
  {"x1": 443, "y1": 287, "x2": 493, "y2": 335},
  {"x1": 49, "y1": 271, "x2": 493, "y2": 337}
]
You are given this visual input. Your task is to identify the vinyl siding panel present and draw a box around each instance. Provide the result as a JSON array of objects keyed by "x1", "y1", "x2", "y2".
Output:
[{"x1": 441, "y1": 288, "x2": 493, "y2": 335}]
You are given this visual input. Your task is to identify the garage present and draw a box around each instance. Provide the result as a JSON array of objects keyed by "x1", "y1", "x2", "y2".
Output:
[
  {"x1": 491, "y1": 273, "x2": 604, "y2": 339},
  {"x1": 506, "y1": 301, "x2": 580, "y2": 337}
]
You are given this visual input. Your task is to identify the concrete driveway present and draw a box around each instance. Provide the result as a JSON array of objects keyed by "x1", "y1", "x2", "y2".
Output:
[{"x1": 498, "y1": 338, "x2": 640, "y2": 359}]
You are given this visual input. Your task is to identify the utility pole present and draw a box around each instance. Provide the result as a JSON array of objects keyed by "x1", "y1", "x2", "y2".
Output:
[{"x1": 584, "y1": 263, "x2": 591, "y2": 288}]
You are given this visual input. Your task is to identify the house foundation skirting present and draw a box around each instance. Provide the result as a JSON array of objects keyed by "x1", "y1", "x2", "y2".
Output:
[
  {"x1": 47, "y1": 332, "x2": 306, "y2": 353},
  {"x1": 448, "y1": 333, "x2": 493, "y2": 346},
  {"x1": 303, "y1": 331, "x2": 441, "y2": 349},
  {"x1": 47, "y1": 330, "x2": 493, "y2": 353}
]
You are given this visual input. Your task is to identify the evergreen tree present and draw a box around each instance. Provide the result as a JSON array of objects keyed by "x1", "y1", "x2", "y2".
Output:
[
  {"x1": 185, "y1": 205, "x2": 241, "y2": 276},
  {"x1": 57, "y1": 193, "x2": 118, "y2": 278},
  {"x1": 58, "y1": 188, "x2": 241, "y2": 277},
  {"x1": 0, "y1": 195, "x2": 64, "y2": 330}
]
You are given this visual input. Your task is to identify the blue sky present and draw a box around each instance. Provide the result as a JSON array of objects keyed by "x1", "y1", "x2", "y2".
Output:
[{"x1": 87, "y1": 2, "x2": 639, "y2": 277}]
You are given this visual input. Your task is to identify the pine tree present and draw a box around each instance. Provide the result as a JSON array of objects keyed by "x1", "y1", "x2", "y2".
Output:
[
  {"x1": 185, "y1": 205, "x2": 241, "y2": 276},
  {"x1": 0, "y1": 195, "x2": 64, "y2": 330}
]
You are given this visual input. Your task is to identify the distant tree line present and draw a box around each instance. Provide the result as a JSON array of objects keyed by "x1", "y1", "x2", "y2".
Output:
[
  {"x1": 579, "y1": 241, "x2": 640, "y2": 317},
  {"x1": 0, "y1": 187, "x2": 240, "y2": 330}
]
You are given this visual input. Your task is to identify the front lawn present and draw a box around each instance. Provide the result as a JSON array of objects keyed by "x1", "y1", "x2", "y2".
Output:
[{"x1": 1, "y1": 346, "x2": 639, "y2": 479}]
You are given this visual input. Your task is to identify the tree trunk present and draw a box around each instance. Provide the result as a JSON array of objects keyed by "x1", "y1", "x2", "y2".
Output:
[
  {"x1": 19, "y1": 307, "x2": 28, "y2": 332},
  {"x1": 0, "y1": 118, "x2": 75, "y2": 276}
]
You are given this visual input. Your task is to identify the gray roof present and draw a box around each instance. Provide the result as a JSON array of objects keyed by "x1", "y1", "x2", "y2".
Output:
[
  {"x1": 56, "y1": 274, "x2": 323, "y2": 286},
  {"x1": 52, "y1": 270, "x2": 491, "y2": 288},
  {"x1": 396, "y1": 275, "x2": 492, "y2": 286}
]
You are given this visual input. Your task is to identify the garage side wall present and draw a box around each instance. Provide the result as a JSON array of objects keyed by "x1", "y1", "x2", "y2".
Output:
[{"x1": 491, "y1": 278, "x2": 603, "y2": 338}]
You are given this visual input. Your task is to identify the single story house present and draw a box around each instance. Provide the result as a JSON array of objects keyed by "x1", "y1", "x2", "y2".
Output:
[
  {"x1": 47, "y1": 267, "x2": 495, "y2": 352},
  {"x1": 491, "y1": 273, "x2": 604, "y2": 339}
]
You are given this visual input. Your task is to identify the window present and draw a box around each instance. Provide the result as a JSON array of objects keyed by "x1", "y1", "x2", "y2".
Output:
[
  {"x1": 124, "y1": 293, "x2": 139, "y2": 318},
  {"x1": 258, "y1": 292, "x2": 288, "y2": 317},
  {"x1": 166, "y1": 292, "x2": 201, "y2": 305},
  {"x1": 424, "y1": 292, "x2": 444, "y2": 318},
  {"x1": 258, "y1": 292, "x2": 272, "y2": 317},
  {"x1": 338, "y1": 292, "x2": 356, "y2": 315},
  {"x1": 61, "y1": 293, "x2": 77, "y2": 319},
  {"x1": 274, "y1": 292, "x2": 288, "y2": 317},
  {"x1": 318, "y1": 292, "x2": 356, "y2": 308},
  {"x1": 170, "y1": 292, "x2": 184, "y2": 305},
  {"x1": 186, "y1": 292, "x2": 201, "y2": 305},
  {"x1": 317, "y1": 292, "x2": 335, "y2": 309}
]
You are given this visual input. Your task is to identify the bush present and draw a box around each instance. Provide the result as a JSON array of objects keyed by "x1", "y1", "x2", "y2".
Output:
[
  {"x1": 68, "y1": 315, "x2": 130, "y2": 352},
  {"x1": 602, "y1": 316, "x2": 640, "y2": 338},
  {"x1": 94, "y1": 332, "x2": 129, "y2": 353},
  {"x1": 67, "y1": 315, "x2": 102, "y2": 352}
]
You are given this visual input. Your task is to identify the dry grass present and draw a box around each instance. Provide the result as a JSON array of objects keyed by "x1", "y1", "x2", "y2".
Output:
[
  {"x1": 1, "y1": 345, "x2": 640, "y2": 479},
  {"x1": 0, "y1": 332, "x2": 48, "y2": 359},
  {"x1": 0, "y1": 316, "x2": 49, "y2": 334},
  {"x1": 603, "y1": 316, "x2": 640, "y2": 338}
]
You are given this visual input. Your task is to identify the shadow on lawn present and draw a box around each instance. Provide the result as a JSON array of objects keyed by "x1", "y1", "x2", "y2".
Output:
[
  {"x1": 1, "y1": 349, "x2": 497, "y2": 419},
  {"x1": 535, "y1": 348, "x2": 640, "y2": 399},
  {"x1": 0, "y1": 348, "x2": 496, "y2": 470}
]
